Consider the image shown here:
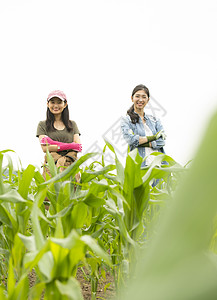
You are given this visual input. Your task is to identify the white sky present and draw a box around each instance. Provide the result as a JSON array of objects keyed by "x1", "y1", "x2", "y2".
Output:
[{"x1": 1, "y1": 0, "x2": 217, "y2": 169}]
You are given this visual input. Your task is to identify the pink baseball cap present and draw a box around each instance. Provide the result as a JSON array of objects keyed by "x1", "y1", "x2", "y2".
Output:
[{"x1": 47, "y1": 90, "x2": 67, "y2": 102}]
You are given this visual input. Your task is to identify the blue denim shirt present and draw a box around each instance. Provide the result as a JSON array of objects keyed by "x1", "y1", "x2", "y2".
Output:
[{"x1": 121, "y1": 113, "x2": 165, "y2": 166}]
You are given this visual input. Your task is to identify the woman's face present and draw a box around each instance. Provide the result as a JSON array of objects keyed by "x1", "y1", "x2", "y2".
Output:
[
  {"x1": 47, "y1": 97, "x2": 67, "y2": 115},
  {"x1": 131, "y1": 89, "x2": 149, "y2": 111}
]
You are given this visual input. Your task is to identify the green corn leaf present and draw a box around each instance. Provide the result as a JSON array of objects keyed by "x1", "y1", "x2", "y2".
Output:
[
  {"x1": 104, "y1": 138, "x2": 125, "y2": 185},
  {"x1": 144, "y1": 167, "x2": 181, "y2": 185},
  {"x1": 55, "y1": 217, "x2": 64, "y2": 238},
  {"x1": 0, "y1": 286, "x2": 7, "y2": 300},
  {"x1": 82, "y1": 180, "x2": 109, "y2": 207},
  {"x1": 7, "y1": 257, "x2": 15, "y2": 297},
  {"x1": 10, "y1": 274, "x2": 29, "y2": 300},
  {"x1": 55, "y1": 276, "x2": 83, "y2": 300},
  {"x1": 0, "y1": 202, "x2": 18, "y2": 230},
  {"x1": 81, "y1": 235, "x2": 112, "y2": 267},
  {"x1": 123, "y1": 148, "x2": 143, "y2": 199},
  {"x1": 50, "y1": 231, "x2": 86, "y2": 273},
  {"x1": 38, "y1": 251, "x2": 54, "y2": 280},
  {"x1": 81, "y1": 164, "x2": 116, "y2": 182},
  {"x1": 71, "y1": 202, "x2": 88, "y2": 228},
  {"x1": 41, "y1": 152, "x2": 99, "y2": 185},
  {"x1": 21, "y1": 239, "x2": 54, "y2": 281},
  {"x1": 56, "y1": 182, "x2": 71, "y2": 212},
  {"x1": 46, "y1": 149, "x2": 58, "y2": 177},
  {"x1": 140, "y1": 152, "x2": 184, "y2": 185},
  {"x1": 122, "y1": 149, "x2": 144, "y2": 233},
  {"x1": 0, "y1": 247, "x2": 10, "y2": 256},
  {"x1": 0, "y1": 189, "x2": 28, "y2": 204},
  {"x1": 50, "y1": 242, "x2": 69, "y2": 278},
  {"x1": 0, "y1": 150, "x2": 14, "y2": 195},
  {"x1": 28, "y1": 282, "x2": 45, "y2": 300},
  {"x1": 0, "y1": 204, "x2": 13, "y2": 227},
  {"x1": 104, "y1": 282, "x2": 112, "y2": 293},
  {"x1": 115, "y1": 156, "x2": 125, "y2": 185},
  {"x1": 50, "y1": 230, "x2": 83, "y2": 250},
  {"x1": 5, "y1": 154, "x2": 14, "y2": 183},
  {"x1": 34, "y1": 169, "x2": 45, "y2": 186},
  {"x1": 31, "y1": 189, "x2": 47, "y2": 249},
  {"x1": 37, "y1": 207, "x2": 52, "y2": 224},
  {"x1": 133, "y1": 182, "x2": 150, "y2": 219},
  {"x1": 108, "y1": 187, "x2": 130, "y2": 210},
  {"x1": 91, "y1": 223, "x2": 106, "y2": 239},
  {"x1": 18, "y1": 164, "x2": 36, "y2": 199},
  {"x1": 5, "y1": 227, "x2": 16, "y2": 244},
  {"x1": 0, "y1": 226, "x2": 11, "y2": 249},
  {"x1": 0, "y1": 153, "x2": 4, "y2": 195},
  {"x1": 105, "y1": 198, "x2": 135, "y2": 246},
  {"x1": 83, "y1": 194, "x2": 105, "y2": 208},
  {"x1": 103, "y1": 138, "x2": 116, "y2": 154},
  {"x1": 11, "y1": 234, "x2": 25, "y2": 277},
  {"x1": 18, "y1": 234, "x2": 36, "y2": 252},
  {"x1": 0, "y1": 149, "x2": 15, "y2": 154},
  {"x1": 47, "y1": 202, "x2": 74, "y2": 219},
  {"x1": 22, "y1": 242, "x2": 51, "y2": 273}
]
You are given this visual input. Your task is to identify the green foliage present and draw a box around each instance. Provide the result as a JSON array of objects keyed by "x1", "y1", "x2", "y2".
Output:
[
  {"x1": 121, "y1": 111, "x2": 217, "y2": 300},
  {"x1": 0, "y1": 143, "x2": 186, "y2": 299}
]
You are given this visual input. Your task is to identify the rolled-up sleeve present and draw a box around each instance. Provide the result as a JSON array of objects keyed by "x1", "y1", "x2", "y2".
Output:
[{"x1": 121, "y1": 116, "x2": 139, "y2": 149}]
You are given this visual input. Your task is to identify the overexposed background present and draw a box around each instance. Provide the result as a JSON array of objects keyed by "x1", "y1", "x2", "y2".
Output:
[{"x1": 1, "y1": 0, "x2": 217, "y2": 168}]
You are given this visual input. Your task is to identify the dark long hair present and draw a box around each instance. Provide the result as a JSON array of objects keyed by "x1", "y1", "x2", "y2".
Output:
[
  {"x1": 127, "y1": 84, "x2": 150, "y2": 124},
  {"x1": 46, "y1": 102, "x2": 73, "y2": 132}
]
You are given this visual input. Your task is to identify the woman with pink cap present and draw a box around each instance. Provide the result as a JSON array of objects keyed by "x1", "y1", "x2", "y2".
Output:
[{"x1": 36, "y1": 90, "x2": 82, "y2": 180}]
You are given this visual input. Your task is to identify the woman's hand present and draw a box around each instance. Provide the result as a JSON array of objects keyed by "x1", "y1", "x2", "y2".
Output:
[
  {"x1": 40, "y1": 136, "x2": 53, "y2": 145},
  {"x1": 147, "y1": 130, "x2": 167, "y2": 142},
  {"x1": 155, "y1": 130, "x2": 167, "y2": 140}
]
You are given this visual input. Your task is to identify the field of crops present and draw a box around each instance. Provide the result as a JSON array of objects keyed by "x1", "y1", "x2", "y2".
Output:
[
  {"x1": 1, "y1": 121, "x2": 217, "y2": 300},
  {"x1": 0, "y1": 140, "x2": 185, "y2": 299}
]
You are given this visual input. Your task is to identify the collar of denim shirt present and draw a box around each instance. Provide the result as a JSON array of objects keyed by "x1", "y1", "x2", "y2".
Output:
[
  {"x1": 132, "y1": 112, "x2": 157, "y2": 135},
  {"x1": 133, "y1": 111, "x2": 149, "y2": 121}
]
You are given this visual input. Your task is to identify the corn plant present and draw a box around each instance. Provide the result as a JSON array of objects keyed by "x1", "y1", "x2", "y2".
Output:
[
  {"x1": 121, "y1": 111, "x2": 217, "y2": 300},
  {"x1": 0, "y1": 142, "x2": 186, "y2": 299},
  {"x1": 96, "y1": 141, "x2": 185, "y2": 294},
  {"x1": 0, "y1": 151, "x2": 38, "y2": 284}
]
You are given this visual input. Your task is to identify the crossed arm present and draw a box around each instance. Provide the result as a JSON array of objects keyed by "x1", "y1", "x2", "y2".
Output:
[
  {"x1": 39, "y1": 134, "x2": 82, "y2": 153},
  {"x1": 121, "y1": 117, "x2": 166, "y2": 150}
]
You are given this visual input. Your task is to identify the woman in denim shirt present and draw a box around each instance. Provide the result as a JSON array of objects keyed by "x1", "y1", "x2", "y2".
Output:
[{"x1": 121, "y1": 84, "x2": 166, "y2": 168}]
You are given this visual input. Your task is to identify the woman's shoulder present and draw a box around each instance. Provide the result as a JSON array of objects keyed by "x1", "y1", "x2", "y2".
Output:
[
  {"x1": 121, "y1": 115, "x2": 131, "y2": 122},
  {"x1": 69, "y1": 120, "x2": 79, "y2": 129},
  {"x1": 36, "y1": 120, "x2": 47, "y2": 137},
  {"x1": 121, "y1": 115, "x2": 135, "y2": 128},
  {"x1": 69, "y1": 120, "x2": 80, "y2": 134},
  {"x1": 146, "y1": 114, "x2": 160, "y2": 123},
  {"x1": 38, "y1": 120, "x2": 46, "y2": 126}
]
